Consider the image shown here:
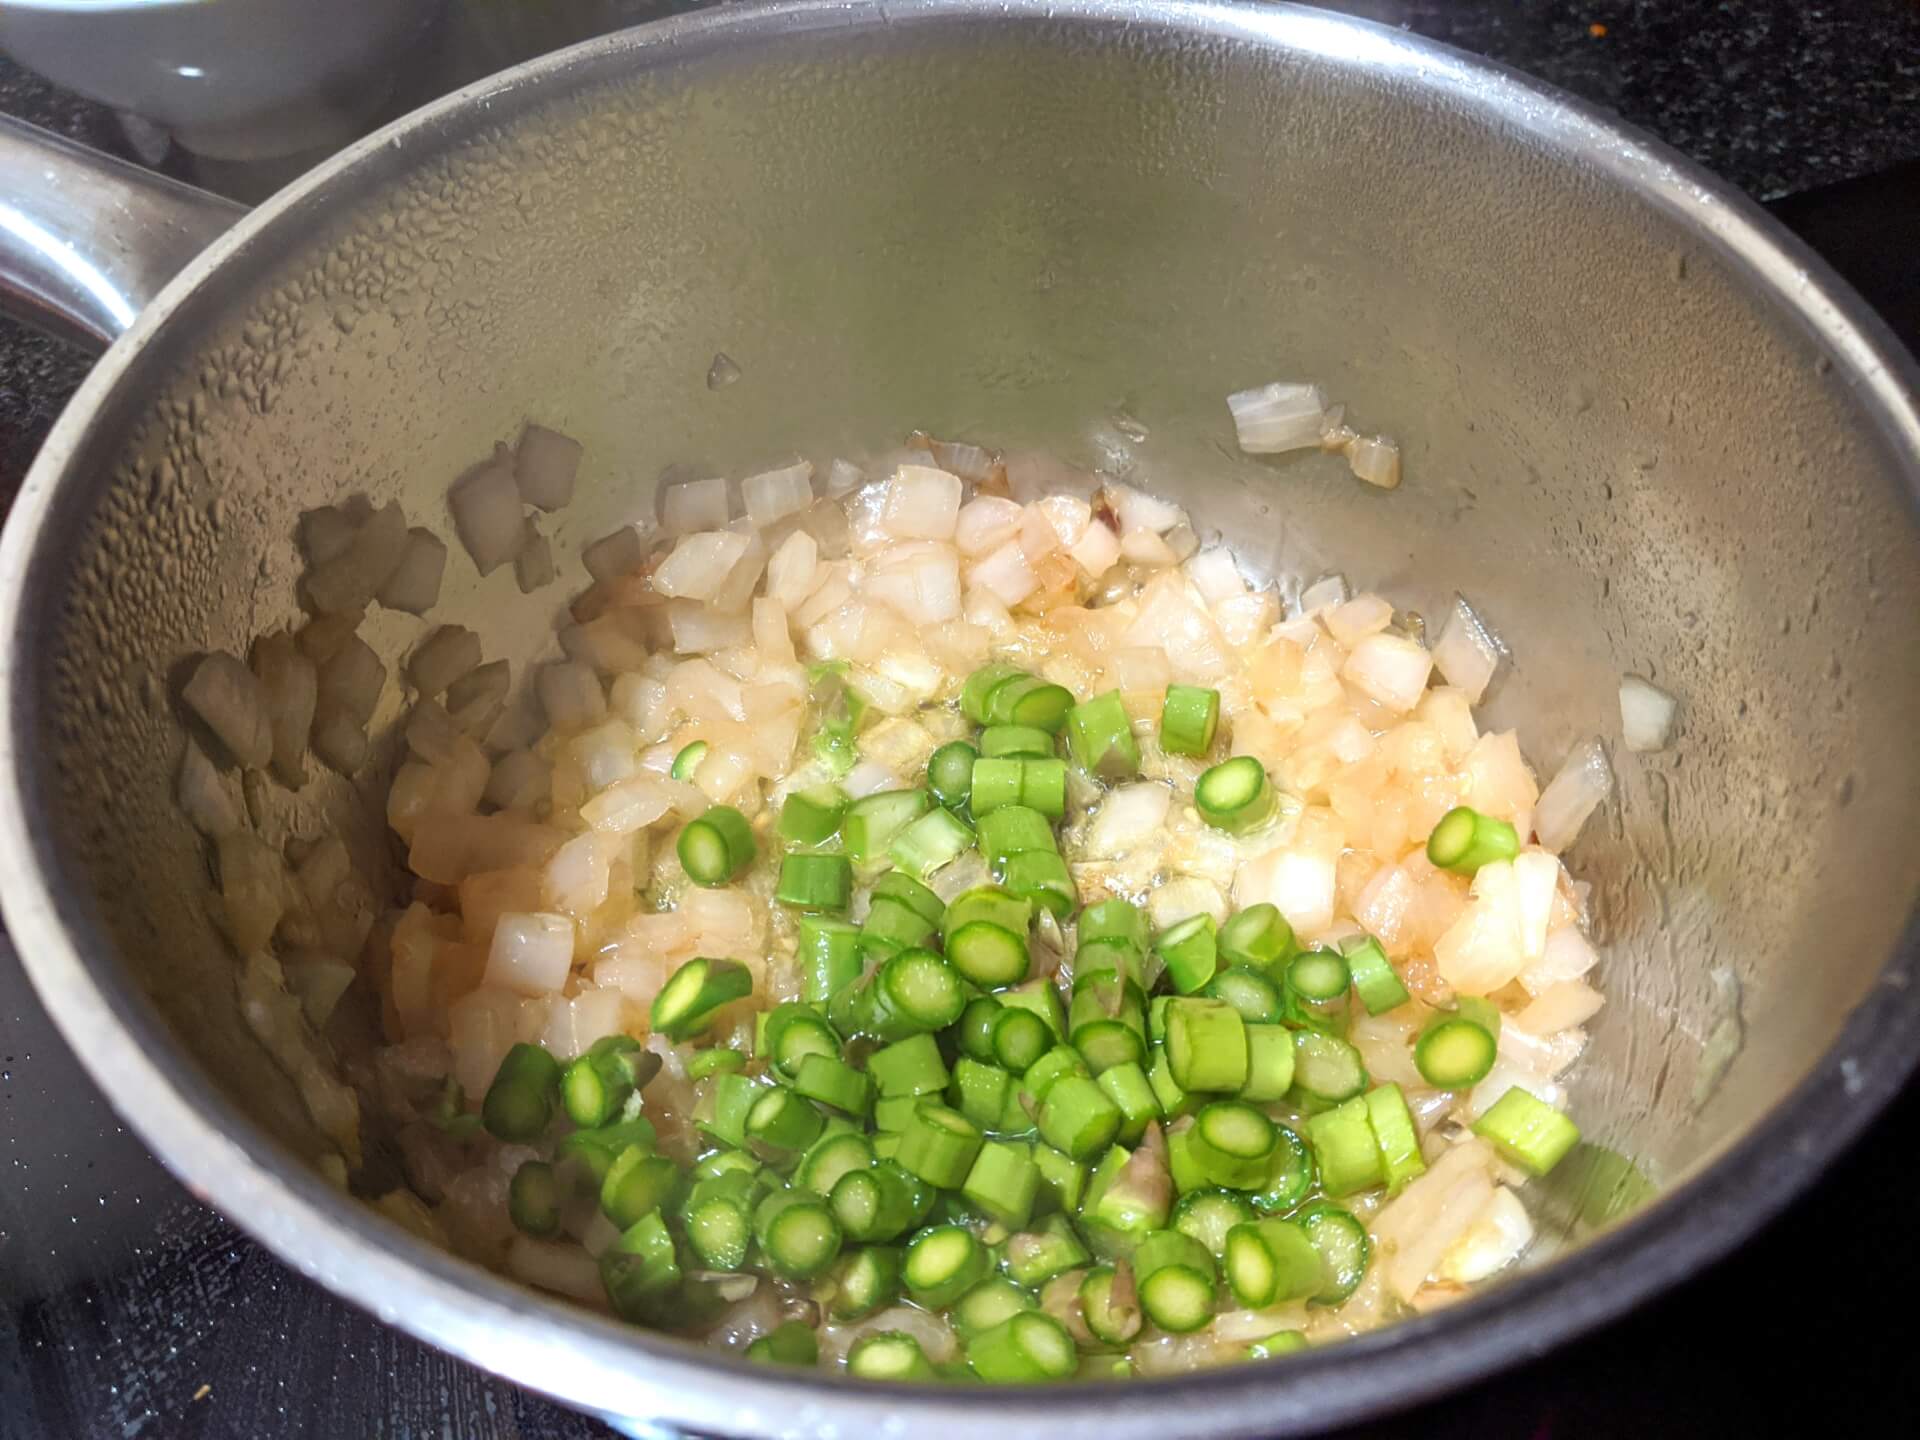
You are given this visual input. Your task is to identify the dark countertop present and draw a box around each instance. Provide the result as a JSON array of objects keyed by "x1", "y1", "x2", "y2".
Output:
[{"x1": 4, "y1": 3, "x2": 1919, "y2": 1437}]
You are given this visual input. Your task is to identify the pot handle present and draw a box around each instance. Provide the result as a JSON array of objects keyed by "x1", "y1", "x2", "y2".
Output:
[{"x1": 0, "y1": 115, "x2": 248, "y2": 352}]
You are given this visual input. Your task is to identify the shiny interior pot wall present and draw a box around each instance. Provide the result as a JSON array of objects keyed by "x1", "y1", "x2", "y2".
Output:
[{"x1": 22, "y1": 11, "x2": 1917, "y2": 1244}]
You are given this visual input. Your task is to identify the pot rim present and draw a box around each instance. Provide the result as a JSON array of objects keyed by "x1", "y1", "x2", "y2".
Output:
[{"x1": 2, "y1": 2, "x2": 1916, "y2": 1434}]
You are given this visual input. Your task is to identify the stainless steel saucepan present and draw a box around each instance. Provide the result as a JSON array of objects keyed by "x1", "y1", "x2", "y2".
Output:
[{"x1": 1, "y1": 3, "x2": 1915, "y2": 1434}]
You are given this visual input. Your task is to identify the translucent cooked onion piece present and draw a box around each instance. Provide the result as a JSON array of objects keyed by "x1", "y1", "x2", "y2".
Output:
[
  {"x1": 660, "y1": 476, "x2": 729, "y2": 536},
  {"x1": 306, "y1": 501, "x2": 408, "y2": 615},
  {"x1": 1430, "y1": 594, "x2": 1503, "y2": 704},
  {"x1": 449, "y1": 457, "x2": 526, "y2": 576},
  {"x1": 251, "y1": 631, "x2": 317, "y2": 787},
  {"x1": 1083, "y1": 782, "x2": 1172, "y2": 859},
  {"x1": 1619, "y1": 675, "x2": 1679, "y2": 752},
  {"x1": 177, "y1": 737, "x2": 241, "y2": 837},
  {"x1": 741, "y1": 461, "x2": 815, "y2": 530},
  {"x1": 1297, "y1": 573, "x2": 1348, "y2": 615},
  {"x1": 485, "y1": 912, "x2": 575, "y2": 996},
  {"x1": 1227, "y1": 381, "x2": 1327, "y2": 454},
  {"x1": 515, "y1": 423, "x2": 582, "y2": 512},
  {"x1": 954, "y1": 496, "x2": 1025, "y2": 558},
  {"x1": 1342, "y1": 633, "x2": 1433, "y2": 713},
  {"x1": 968, "y1": 540, "x2": 1040, "y2": 607},
  {"x1": 1534, "y1": 738, "x2": 1611, "y2": 852},
  {"x1": 184, "y1": 651, "x2": 272, "y2": 770},
  {"x1": 582, "y1": 525, "x2": 645, "y2": 584},
  {"x1": 313, "y1": 644, "x2": 384, "y2": 743},
  {"x1": 1185, "y1": 547, "x2": 1247, "y2": 605},
  {"x1": 1348, "y1": 435, "x2": 1402, "y2": 489},
  {"x1": 408, "y1": 625, "x2": 482, "y2": 699},
  {"x1": 299, "y1": 506, "x2": 356, "y2": 566},
  {"x1": 653, "y1": 531, "x2": 752, "y2": 602},
  {"x1": 537, "y1": 660, "x2": 607, "y2": 734},
  {"x1": 378, "y1": 528, "x2": 449, "y2": 615},
  {"x1": 882, "y1": 464, "x2": 964, "y2": 541}
]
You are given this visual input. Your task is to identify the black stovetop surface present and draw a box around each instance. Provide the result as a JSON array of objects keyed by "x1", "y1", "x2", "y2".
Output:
[{"x1": 3, "y1": 3, "x2": 1918, "y2": 1436}]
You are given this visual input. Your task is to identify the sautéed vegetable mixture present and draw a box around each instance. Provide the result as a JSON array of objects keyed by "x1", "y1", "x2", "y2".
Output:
[{"x1": 177, "y1": 388, "x2": 1622, "y2": 1380}]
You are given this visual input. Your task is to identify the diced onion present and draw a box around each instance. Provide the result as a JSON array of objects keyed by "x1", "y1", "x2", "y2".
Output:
[
  {"x1": 300, "y1": 506, "x2": 356, "y2": 566},
  {"x1": 1619, "y1": 675, "x2": 1679, "y2": 753},
  {"x1": 560, "y1": 617, "x2": 651, "y2": 676},
  {"x1": 1434, "y1": 859, "x2": 1526, "y2": 996},
  {"x1": 1067, "y1": 520, "x2": 1121, "y2": 578},
  {"x1": 1534, "y1": 738, "x2": 1611, "y2": 852},
  {"x1": 968, "y1": 539, "x2": 1040, "y2": 607},
  {"x1": 1107, "y1": 483, "x2": 1185, "y2": 536},
  {"x1": 378, "y1": 528, "x2": 448, "y2": 614},
  {"x1": 1429, "y1": 595, "x2": 1503, "y2": 704},
  {"x1": 570, "y1": 719, "x2": 639, "y2": 792},
  {"x1": 536, "y1": 661, "x2": 607, "y2": 734},
  {"x1": 448, "y1": 459, "x2": 526, "y2": 576},
  {"x1": 515, "y1": 423, "x2": 582, "y2": 512},
  {"x1": 654, "y1": 531, "x2": 752, "y2": 601},
  {"x1": 310, "y1": 703, "x2": 369, "y2": 775},
  {"x1": 765, "y1": 530, "x2": 821, "y2": 610},
  {"x1": 284, "y1": 954, "x2": 356, "y2": 1029},
  {"x1": 185, "y1": 651, "x2": 272, "y2": 770},
  {"x1": 545, "y1": 832, "x2": 614, "y2": 915},
  {"x1": 177, "y1": 737, "x2": 240, "y2": 837},
  {"x1": 1035, "y1": 494, "x2": 1092, "y2": 549},
  {"x1": 251, "y1": 632, "x2": 317, "y2": 787},
  {"x1": 1147, "y1": 876, "x2": 1228, "y2": 932},
  {"x1": 582, "y1": 525, "x2": 645, "y2": 583},
  {"x1": 1237, "y1": 846, "x2": 1336, "y2": 940},
  {"x1": 484, "y1": 912, "x2": 574, "y2": 996},
  {"x1": 1324, "y1": 593, "x2": 1393, "y2": 647},
  {"x1": 486, "y1": 749, "x2": 552, "y2": 811},
  {"x1": 1348, "y1": 435, "x2": 1402, "y2": 489},
  {"x1": 408, "y1": 625, "x2": 482, "y2": 698},
  {"x1": 1083, "y1": 782, "x2": 1172, "y2": 859},
  {"x1": 581, "y1": 776, "x2": 679, "y2": 834},
  {"x1": 709, "y1": 530, "x2": 768, "y2": 614},
  {"x1": 508, "y1": 1236, "x2": 604, "y2": 1302},
  {"x1": 447, "y1": 660, "x2": 511, "y2": 736},
  {"x1": 1371, "y1": 1139, "x2": 1498, "y2": 1302},
  {"x1": 660, "y1": 476, "x2": 729, "y2": 535},
  {"x1": 954, "y1": 496, "x2": 1025, "y2": 558},
  {"x1": 882, "y1": 465, "x2": 963, "y2": 541},
  {"x1": 824, "y1": 459, "x2": 866, "y2": 498},
  {"x1": 866, "y1": 548, "x2": 962, "y2": 624},
  {"x1": 1185, "y1": 547, "x2": 1247, "y2": 604},
  {"x1": 668, "y1": 601, "x2": 753, "y2": 655},
  {"x1": 1511, "y1": 849, "x2": 1561, "y2": 962},
  {"x1": 1342, "y1": 633, "x2": 1433, "y2": 713},
  {"x1": 1514, "y1": 979, "x2": 1604, "y2": 1035},
  {"x1": 926, "y1": 439, "x2": 996, "y2": 483},
  {"x1": 1297, "y1": 573, "x2": 1349, "y2": 615},
  {"x1": 1120, "y1": 527, "x2": 1178, "y2": 567},
  {"x1": 741, "y1": 461, "x2": 815, "y2": 530},
  {"x1": 1520, "y1": 923, "x2": 1600, "y2": 996},
  {"x1": 1227, "y1": 381, "x2": 1327, "y2": 454},
  {"x1": 1123, "y1": 574, "x2": 1229, "y2": 681},
  {"x1": 319, "y1": 635, "x2": 386, "y2": 726},
  {"x1": 307, "y1": 501, "x2": 409, "y2": 614},
  {"x1": 1354, "y1": 862, "x2": 1416, "y2": 947},
  {"x1": 1105, "y1": 646, "x2": 1171, "y2": 693},
  {"x1": 1432, "y1": 1185, "x2": 1532, "y2": 1285},
  {"x1": 842, "y1": 759, "x2": 897, "y2": 799}
]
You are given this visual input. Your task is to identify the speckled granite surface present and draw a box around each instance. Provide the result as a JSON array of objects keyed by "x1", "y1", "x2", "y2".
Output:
[{"x1": 1, "y1": 4, "x2": 1917, "y2": 1437}]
